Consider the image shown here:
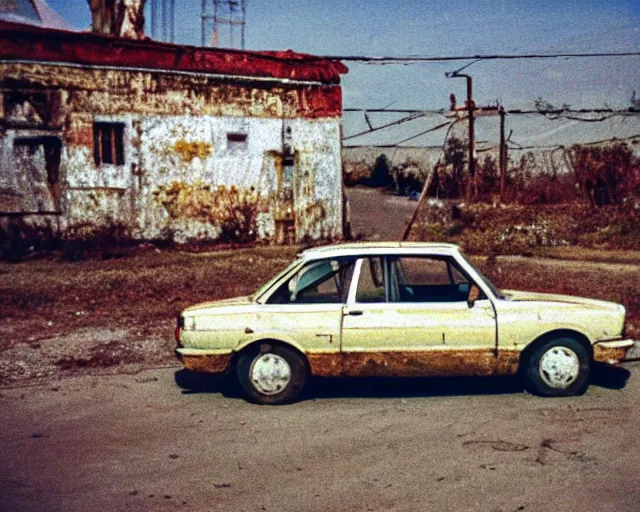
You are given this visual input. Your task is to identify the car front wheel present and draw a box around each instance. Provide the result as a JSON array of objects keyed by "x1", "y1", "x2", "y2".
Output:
[
  {"x1": 524, "y1": 337, "x2": 590, "y2": 397},
  {"x1": 236, "y1": 344, "x2": 308, "y2": 405}
]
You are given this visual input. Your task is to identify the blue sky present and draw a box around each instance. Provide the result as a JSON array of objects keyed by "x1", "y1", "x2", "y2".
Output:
[{"x1": 46, "y1": 1, "x2": 640, "y2": 146}]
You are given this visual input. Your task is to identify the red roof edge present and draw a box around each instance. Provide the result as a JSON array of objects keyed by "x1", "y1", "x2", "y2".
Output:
[{"x1": 0, "y1": 20, "x2": 348, "y2": 84}]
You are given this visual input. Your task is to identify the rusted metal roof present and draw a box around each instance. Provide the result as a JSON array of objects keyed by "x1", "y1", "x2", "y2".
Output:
[{"x1": 0, "y1": 20, "x2": 348, "y2": 84}]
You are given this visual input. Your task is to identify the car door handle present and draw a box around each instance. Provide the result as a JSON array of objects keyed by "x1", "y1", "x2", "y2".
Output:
[{"x1": 346, "y1": 310, "x2": 363, "y2": 316}]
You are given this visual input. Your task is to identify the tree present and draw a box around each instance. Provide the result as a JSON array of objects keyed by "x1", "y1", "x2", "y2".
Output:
[
  {"x1": 566, "y1": 143, "x2": 640, "y2": 207},
  {"x1": 436, "y1": 136, "x2": 466, "y2": 198},
  {"x1": 367, "y1": 154, "x2": 394, "y2": 188}
]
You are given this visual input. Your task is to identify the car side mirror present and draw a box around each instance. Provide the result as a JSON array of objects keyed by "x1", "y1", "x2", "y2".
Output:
[{"x1": 467, "y1": 284, "x2": 480, "y2": 308}]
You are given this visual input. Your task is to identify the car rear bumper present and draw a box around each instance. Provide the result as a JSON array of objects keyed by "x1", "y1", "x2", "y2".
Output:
[
  {"x1": 593, "y1": 339, "x2": 637, "y2": 364},
  {"x1": 176, "y1": 348, "x2": 232, "y2": 374}
]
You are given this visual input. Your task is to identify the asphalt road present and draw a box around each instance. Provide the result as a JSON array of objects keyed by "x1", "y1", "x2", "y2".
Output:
[
  {"x1": 346, "y1": 186, "x2": 416, "y2": 241},
  {"x1": 2, "y1": 364, "x2": 640, "y2": 512}
]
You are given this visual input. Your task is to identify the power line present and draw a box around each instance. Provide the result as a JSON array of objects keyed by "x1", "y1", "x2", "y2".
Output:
[
  {"x1": 343, "y1": 144, "x2": 443, "y2": 149},
  {"x1": 508, "y1": 108, "x2": 640, "y2": 115},
  {"x1": 344, "y1": 134, "x2": 640, "y2": 151},
  {"x1": 342, "y1": 107, "x2": 640, "y2": 140},
  {"x1": 342, "y1": 112, "x2": 430, "y2": 141},
  {"x1": 343, "y1": 108, "x2": 447, "y2": 114},
  {"x1": 343, "y1": 107, "x2": 640, "y2": 115},
  {"x1": 324, "y1": 51, "x2": 640, "y2": 64},
  {"x1": 507, "y1": 133, "x2": 640, "y2": 151},
  {"x1": 390, "y1": 121, "x2": 453, "y2": 146}
]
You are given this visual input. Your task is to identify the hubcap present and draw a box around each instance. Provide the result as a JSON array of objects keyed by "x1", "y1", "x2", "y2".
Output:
[
  {"x1": 539, "y1": 346, "x2": 580, "y2": 389},
  {"x1": 250, "y1": 353, "x2": 292, "y2": 396}
]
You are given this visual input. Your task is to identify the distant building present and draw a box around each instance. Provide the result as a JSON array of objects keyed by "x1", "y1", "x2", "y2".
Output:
[{"x1": 0, "y1": 20, "x2": 348, "y2": 245}]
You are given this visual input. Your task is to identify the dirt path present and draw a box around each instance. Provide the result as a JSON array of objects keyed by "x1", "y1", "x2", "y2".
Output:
[
  {"x1": 346, "y1": 186, "x2": 416, "y2": 241},
  {"x1": 498, "y1": 255, "x2": 640, "y2": 274},
  {"x1": 1, "y1": 365, "x2": 639, "y2": 512}
]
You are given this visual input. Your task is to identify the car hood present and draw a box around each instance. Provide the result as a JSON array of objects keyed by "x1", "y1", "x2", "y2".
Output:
[
  {"x1": 183, "y1": 295, "x2": 254, "y2": 314},
  {"x1": 502, "y1": 289, "x2": 621, "y2": 311}
]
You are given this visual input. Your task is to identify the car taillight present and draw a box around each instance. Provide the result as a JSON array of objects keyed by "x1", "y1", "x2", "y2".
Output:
[{"x1": 175, "y1": 315, "x2": 184, "y2": 344}]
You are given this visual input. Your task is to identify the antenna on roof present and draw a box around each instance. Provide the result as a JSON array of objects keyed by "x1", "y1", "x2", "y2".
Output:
[{"x1": 201, "y1": 0, "x2": 246, "y2": 49}]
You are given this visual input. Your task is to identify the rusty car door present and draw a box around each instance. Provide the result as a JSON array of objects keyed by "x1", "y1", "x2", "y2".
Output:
[{"x1": 340, "y1": 256, "x2": 499, "y2": 377}]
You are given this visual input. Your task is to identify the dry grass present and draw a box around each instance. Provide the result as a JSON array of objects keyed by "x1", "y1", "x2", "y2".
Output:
[
  {"x1": 530, "y1": 247, "x2": 640, "y2": 265},
  {"x1": 411, "y1": 201, "x2": 640, "y2": 254},
  {"x1": 474, "y1": 256, "x2": 640, "y2": 339},
  {"x1": 0, "y1": 245, "x2": 299, "y2": 348},
  {"x1": 0, "y1": 246, "x2": 637, "y2": 382}
]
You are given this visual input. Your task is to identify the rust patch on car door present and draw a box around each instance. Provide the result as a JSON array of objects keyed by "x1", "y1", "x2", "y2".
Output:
[
  {"x1": 307, "y1": 349, "x2": 521, "y2": 378},
  {"x1": 307, "y1": 352, "x2": 343, "y2": 377}
]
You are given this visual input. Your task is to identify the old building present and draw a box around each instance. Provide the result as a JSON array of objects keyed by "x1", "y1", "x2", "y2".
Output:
[{"x1": 0, "y1": 20, "x2": 348, "y2": 245}]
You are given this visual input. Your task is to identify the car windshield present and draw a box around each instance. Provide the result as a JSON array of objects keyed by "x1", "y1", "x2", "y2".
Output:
[
  {"x1": 253, "y1": 257, "x2": 304, "y2": 303},
  {"x1": 459, "y1": 252, "x2": 505, "y2": 299}
]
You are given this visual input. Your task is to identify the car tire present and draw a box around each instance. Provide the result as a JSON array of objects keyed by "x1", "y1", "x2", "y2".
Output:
[
  {"x1": 236, "y1": 344, "x2": 308, "y2": 405},
  {"x1": 524, "y1": 337, "x2": 591, "y2": 397}
]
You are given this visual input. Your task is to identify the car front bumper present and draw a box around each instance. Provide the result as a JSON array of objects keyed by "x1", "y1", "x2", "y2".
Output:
[
  {"x1": 593, "y1": 339, "x2": 637, "y2": 364},
  {"x1": 176, "y1": 347, "x2": 233, "y2": 374}
]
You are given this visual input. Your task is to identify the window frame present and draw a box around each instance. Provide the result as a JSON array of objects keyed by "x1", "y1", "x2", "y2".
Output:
[
  {"x1": 266, "y1": 257, "x2": 356, "y2": 305},
  {"x1": 93, "y1": 121, "x2": 126, "y2": 166},
  {"x1": 348, "y1": 254, "x2": 482, "y2": 306},
  {"x1": 226, "y1": 132, "x2": 248, "y2": 152}
]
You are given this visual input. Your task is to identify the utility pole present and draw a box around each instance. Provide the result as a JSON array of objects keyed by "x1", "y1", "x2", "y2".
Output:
[
  {"x1": 446, "y1": 71, "x2": 476, "y2": 201},
  {"x1": 499, "y1": 106, "x2": 507, "y2": 201}
]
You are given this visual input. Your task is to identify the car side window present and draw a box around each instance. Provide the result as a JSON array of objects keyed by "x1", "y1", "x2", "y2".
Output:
[
  {"x1": 267, "y1": 258, "x2": 355, "y2": 304},
  {"x1": 355, "y1": 257, "x2": 386, "y2": 303},
  {"x1": 391, "y1": 256, "x2": 471, "y2": 303}
]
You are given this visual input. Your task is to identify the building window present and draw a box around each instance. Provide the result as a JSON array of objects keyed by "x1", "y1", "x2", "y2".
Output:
[
  {"x1": 93, "y1": 122, "x2": 125, "y2": 165},
  {"x1": 227, "y1": 132, "x2": 248, "y2": 151}
]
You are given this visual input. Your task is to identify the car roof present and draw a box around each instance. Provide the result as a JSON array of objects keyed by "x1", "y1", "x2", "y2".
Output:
[{"x1": 301, "y1": 242, "x2": 461, "y2": 260}]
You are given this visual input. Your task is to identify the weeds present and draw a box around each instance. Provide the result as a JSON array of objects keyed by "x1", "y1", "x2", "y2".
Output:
[
  {"x1": 411, "y1": 201, "x2": 640, "y2": 254},
  {"x1": 154, "y1": 182, "x2": 263, "y2": 244},
  {"x1": 61, "y1": 222, "x2": 133, "y2": 261}
]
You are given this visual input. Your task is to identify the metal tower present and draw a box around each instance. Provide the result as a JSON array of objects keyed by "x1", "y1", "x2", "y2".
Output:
[
  {"x1": 201, "y1": 0, "x2": 246, "y2": 49},
  {"x1": 150, "y1": 0, "x2": 175, "y2": 42}
]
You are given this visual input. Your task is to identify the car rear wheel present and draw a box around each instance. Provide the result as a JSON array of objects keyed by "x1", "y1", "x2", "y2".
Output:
[
  {"x1": 236, "y1": 345, "x2": 308, "y2": 405},
  {"x1": 524, "y1": 337, "x2": 590, "y2": 397}
]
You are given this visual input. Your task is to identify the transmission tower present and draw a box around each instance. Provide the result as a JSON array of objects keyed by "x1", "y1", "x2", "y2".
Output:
[
  {"x1": 201, "y1": 0, "x2": 246, "y2": 49},
  {"x1": 150, "y1": 0, "x2": 175, "y2": 42}
]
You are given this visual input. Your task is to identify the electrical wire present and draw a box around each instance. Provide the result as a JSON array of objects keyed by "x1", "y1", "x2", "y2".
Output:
[
  {"x1": 323, "y1": 51, "x2": 640, "y2": 64},
  {"x1": 342, "y1": 112, "x2": 429, "y2": 141}
]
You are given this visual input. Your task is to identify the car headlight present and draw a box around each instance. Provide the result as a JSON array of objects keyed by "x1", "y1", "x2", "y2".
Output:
[{"x1": 183, "y1": 316, "x2": 196, "y2": 331}]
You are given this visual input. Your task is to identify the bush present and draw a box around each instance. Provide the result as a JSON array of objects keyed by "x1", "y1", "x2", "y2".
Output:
[
  {"x1": 366, "y1": 154, "x2": 394, "y2": 188},
  {"x1": 61, "y1": 221, "x2": 132, "y2": 261},
  {"x1": 343, "y1": 160, "x2": 372, "y2": 187},
  {"x1": 1, "y1": 218, "x2": 58, "y2": 261},
  {"x1": 569, "y1": 143, "x2": 640, "y2": 207},
  {"x1": 393, "y1": 158, "x2": 428, "y2": 195}
]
